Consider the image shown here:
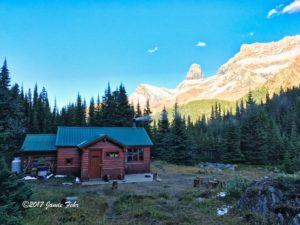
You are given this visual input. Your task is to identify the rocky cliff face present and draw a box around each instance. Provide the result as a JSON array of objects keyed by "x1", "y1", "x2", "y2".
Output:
[
  {"x1": 129, "y1": 35, "x2": 300, "y2": 113},
  {"x1": 185, "y1": 64, "x2": 203, "y2": 80}
]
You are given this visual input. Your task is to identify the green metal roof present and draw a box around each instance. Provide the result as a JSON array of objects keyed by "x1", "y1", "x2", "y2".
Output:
[
  {"x1": 56, "y1": 126, "x2": 153, "y2": 147},
  {"x1": 21, "y1": 134, "x2": 57, "y2": 152},
  {"x1": 77, "y1": 134, "x2": 106, "y2": 148}
]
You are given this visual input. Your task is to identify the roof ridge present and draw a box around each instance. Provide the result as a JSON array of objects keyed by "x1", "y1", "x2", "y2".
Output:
[{"x1": 57, "y1": 126, "x2": 143, "y2": 129}]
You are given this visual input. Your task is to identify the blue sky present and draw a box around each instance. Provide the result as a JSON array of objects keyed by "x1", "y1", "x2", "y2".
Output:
[{"x1": 1, "y1": 0, "x2": 300, "y2": 108}]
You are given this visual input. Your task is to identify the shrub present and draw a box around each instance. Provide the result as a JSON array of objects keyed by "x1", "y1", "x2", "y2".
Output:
[
  {"x1": 225, "y1": 176, "x2": 251, "y2": 198},
  {"x1": 283, "y1": 156, "x2": 300, "y2": 174}
]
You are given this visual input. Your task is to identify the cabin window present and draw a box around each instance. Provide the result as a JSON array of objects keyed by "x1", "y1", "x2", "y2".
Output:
[
  {"x1": 139, "y1": 148, "x2": 144, "y2": 160},
  {"x1": 127, "y1": 148, "x2": 144, "y2": 161},
  {"x1": 133, "y1": 149, "x2": 138, "y2": 160},
  {"x1": 65, "y1": 158, "x2": 73, "y2": 166},
  {"x1": 106, "y1": 152, "x2": 119, "y2": 158}
]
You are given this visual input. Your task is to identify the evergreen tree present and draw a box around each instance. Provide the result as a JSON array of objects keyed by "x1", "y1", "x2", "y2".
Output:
[
  {"x1": 223, "y1": 120, "x2": 244, "y2": 163},
  {"x1": 114, "y1": 84, "x2": 133, "y2": 126},
  {"x1": 235, "y1": 101, "x2": 241, "y2": 120},
  {"x1": 0, "y1": 156, "x2": 32, "y2": 225},
  {"x1": 240, "y1": 109, "x2": 269, "y2": 164},
  {"x1": 40, "y1": 87, "x2": 52, "y2": 133},
  {"x1": 0, "y1": 58, "x2": 10, "y2": 90},
  {"x1": 50, "y1": 98, "x2": 58, "y2": 132},
  {"x1": 94, "y1": 94, "x2": 102, "y2": 126},
  {"x1": 240, "y1": 99, "x2": 246, "y2": 115},
  {"x1": 75, "y1": 93, "x2": 85, "y2": 126},
  {"x1": 0, "y1": 60, "x2": 11, "y2": 161},
  {"x1": 155, "y1": 107, "x2": 171, "y2": 160},
  {"x1": 136, "y1": 101, "x2": 142, "y2": 117},
  {"x1": 101, "y1": 83, "x2": 116, "y2": 126},
  {"x1": 246, "y1": 90, "x2": 256, "y2": 114},
  {"x1": 289, "y1": 121, "x2": 300, "y2": 157},
  {"x1": 266, "y1": 119, "x2": 284, "y2": 164},
  {"x1": 142, "y1": 99, "x2": 153, "y2": 136},
  {"x1": 0, "y1": 60, "x2": 26, "y2": 162},
  {"x1": 88, "y1": 97, "x2": 96, "y2": 126},
  {"x1": 169, "y1": 103, "x2": 192, "y2": 165},
  {"x1": 186, "y1": 115, "x2": 197, "y2": 164}
]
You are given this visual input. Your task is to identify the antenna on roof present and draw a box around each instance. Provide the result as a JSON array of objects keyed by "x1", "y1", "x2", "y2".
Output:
[{"x1": 132, "y1": 115, "x2": 151, "y2": 127}]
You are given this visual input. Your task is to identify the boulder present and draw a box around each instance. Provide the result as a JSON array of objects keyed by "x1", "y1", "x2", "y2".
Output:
[
  {"x1": 238, "y1": 177, "x2": 300, "y2": 224},
  {"x1": 290, "y1": 214, "x2": 300, "y2": 225},
  {"x1": 199, "y1": 162, "x2": 237, "y2": 170}
]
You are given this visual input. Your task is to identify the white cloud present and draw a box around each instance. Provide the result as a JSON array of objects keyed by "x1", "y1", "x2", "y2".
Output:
[
  {"x1": 196, "y1": 41, "x2": 206, "y2": 47},
  {"x1": 147, "y1": 46, "x2": 158, "y2": 53},
  {"x1": 267, "y1": 1, "x2": 300, "y2": 18},
  {"x1": 282, "y1": 0, "x2": 300, "y2": 14},
  {"x1": 241, "y1": 32, "x2": 255, "y2": 38},
  {"x1": 267, "y1": 8, "x2": 278, "y2": 18}
]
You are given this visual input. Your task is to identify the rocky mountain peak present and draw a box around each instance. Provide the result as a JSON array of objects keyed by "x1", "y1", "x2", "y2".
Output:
[
  {"x1": 129, "y1": 35, "x2": 300, "y2": 114},
  {"x1": 185, "y1": 64, "x2": 204, "y2": 80}
]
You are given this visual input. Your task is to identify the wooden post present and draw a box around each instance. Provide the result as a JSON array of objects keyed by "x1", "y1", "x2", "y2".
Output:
[
  {"x1": 112, "y1": 180, "x2": 118, "y2": 190},
  {"x1": 118, "y1": 173, "x2": 124, "y2": 180},
  {"x1": 104, "y1": 174, "x2": 110, "y2": 182},
  {"x1": 197, "y1": 176, "x2": 204, "y2": 185},
  {"x1": 207, "y1": 180, "x2": 218, "y2": 189},
  {"x1": 193, "y1": 178, "x2": 200, "y2": 187},
  {"x1": 218, "y1": 180, "x2": 225, "y2": 189},
  {"x1": 193, "y1": 176, "x2": 204, "y2": 187},
  {"x1": 153, "y1": 173, "x2": 158, "y2": 181}
]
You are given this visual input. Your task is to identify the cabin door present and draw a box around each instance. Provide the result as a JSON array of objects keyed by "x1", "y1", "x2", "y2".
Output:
[{"x1": 89, "y1": 150, "x2": 102, "y2": 179}]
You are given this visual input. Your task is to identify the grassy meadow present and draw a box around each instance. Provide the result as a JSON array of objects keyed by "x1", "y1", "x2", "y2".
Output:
[{"x1": 21, "y1": 161, "x2": 277, "y2": 225}]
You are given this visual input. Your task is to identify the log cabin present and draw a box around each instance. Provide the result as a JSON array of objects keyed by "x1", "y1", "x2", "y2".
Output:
[{"x1": 20, "y1": 126, "x2": 153, "y2": 180}]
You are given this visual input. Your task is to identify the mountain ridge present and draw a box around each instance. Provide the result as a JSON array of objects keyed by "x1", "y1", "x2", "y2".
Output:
[{"x1": 129, "y1": 35, "x2": 300, "y2": 114}]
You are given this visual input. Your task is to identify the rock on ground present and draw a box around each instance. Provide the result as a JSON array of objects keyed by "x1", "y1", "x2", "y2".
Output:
[{"x1": 238, "y1": 177, "x2": 300, "y2": 224}]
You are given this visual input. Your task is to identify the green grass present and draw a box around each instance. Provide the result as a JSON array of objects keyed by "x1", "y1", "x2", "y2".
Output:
[
  {"x1": 22, "y1": 187, "x2": 108, "y2": 225},
  {"x1": 113, "y1": 193, "x2": 172, "y2": 223},
  {"x1": 21, "y1": 162, "x2": 278, "y2": 225},
  {"x1": 112, "y1": 191, "x2": 232, "y2": 225}
]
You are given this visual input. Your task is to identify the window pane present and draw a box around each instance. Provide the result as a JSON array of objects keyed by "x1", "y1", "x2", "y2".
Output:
[
  {"x1": 106, "y1": 152, "x2": 119, "y2": 158},
  {"x1": 139, "y1": 148, "x2": 144, "y2": 160},
  {"x1": 127, "y1": 149, "x2": 132, "y2": 161},
  {"x1": 133, "y1": 149, "x2": 138, "y2": 160},
  {"x1": 65, "y1": 158, "x2": 72, "y2": 166}
]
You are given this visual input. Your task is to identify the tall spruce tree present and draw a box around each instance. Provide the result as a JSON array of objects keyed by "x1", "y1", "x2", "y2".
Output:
[
  {"x1": 240, "y1": 109, "x2": 269, "y2": 164},
  {"x1": 169, "y1": 103, "x2": 192, "y2": 165},
  {"x1": 155, "y1": 107, "x2": 171, "y2": 160},
  {"x1": 142, "y1": 99, "x2": 153, "y2": 136},
  {"x1": 0, "y1": 156, "x2": 32, "y2": 225},
  {"x1": 94, "y1": 94, "x2": 102, "y2": 126},
  {"x1": 75, "y1": 93, "x2": 86, "y2": 126},
  {"x1": 88, "y1": 97, "x2": 96, "y2": 126},
  {"x1": 114, "y1": 84, "x2": 133, "y2": 126},
  {"x1": 136, "y1": 101, "x2": 142, "y2": 117},
  {"x1": 0, "y1": 60, "x2": 26, "y2": 162},
  {"x1": 223, "y1": 120, "x2": 244, "y2": 163},
  {"x1": 0, "y1": 60, "x2": 11, "y2": 160},
  {"x1": 101, "y1": 83, "x2": 116, "y2": 126}
]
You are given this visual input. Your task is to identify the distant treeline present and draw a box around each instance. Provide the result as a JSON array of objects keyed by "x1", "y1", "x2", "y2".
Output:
[
  {"x1": 152, "y1": 86, "x2": 300, "y2": 173},
  {"x1": 1, "y1": 60, "x2": 300, "y2": 173}
]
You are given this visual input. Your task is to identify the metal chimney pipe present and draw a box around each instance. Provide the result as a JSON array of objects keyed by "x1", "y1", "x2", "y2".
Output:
[{"x1": 132, "y1": 119, "x2": 137, "y2": 127}]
